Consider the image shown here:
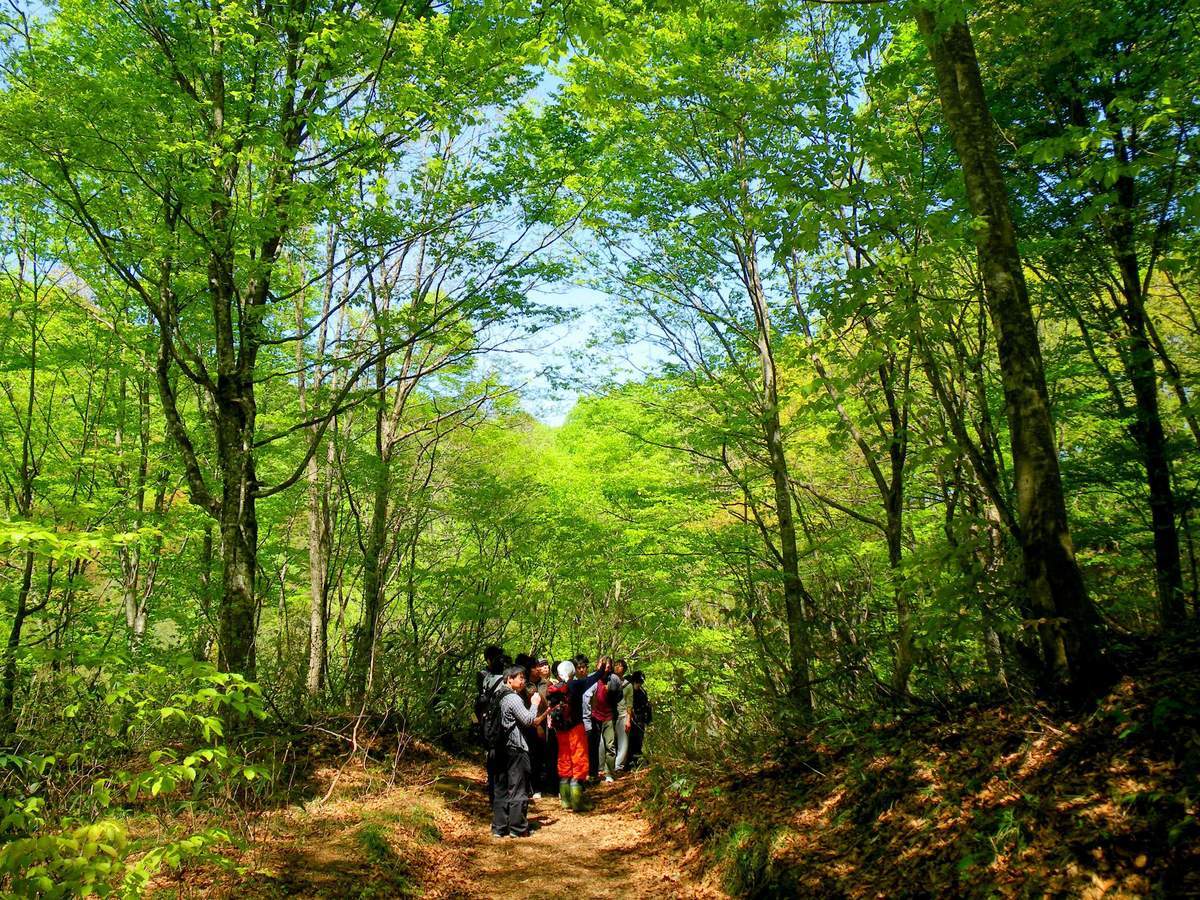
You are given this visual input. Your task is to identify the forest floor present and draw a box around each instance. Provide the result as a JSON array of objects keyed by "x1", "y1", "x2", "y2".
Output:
[
  {"x1": 147, "y1": 748, "x2": 720, "y2": 899},
  {"x1": 652, "y1": 631, "x2": 1200, "y2": 898}
]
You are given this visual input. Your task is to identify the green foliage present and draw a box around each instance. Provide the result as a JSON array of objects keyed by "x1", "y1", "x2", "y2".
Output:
[{"x1": 0, "y1": 0, "x2": 1196, "y2": 891}]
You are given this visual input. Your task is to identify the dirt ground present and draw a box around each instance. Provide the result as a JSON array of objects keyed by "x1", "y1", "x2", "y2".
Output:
[
  {"x1": 154, "y1": 755, "x2": 722, "y2": 899},
  {"x1": 421, "y1": 763, "x2": 721, "y2": 900}
]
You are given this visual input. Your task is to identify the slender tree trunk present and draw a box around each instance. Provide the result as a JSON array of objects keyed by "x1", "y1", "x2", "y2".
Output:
[
  {"x1": 304, "y1": 457, "x2": 330, "y2": 696},
  {"x1": 194, "y1": 526, "x2": 216, "y2": 661},
  {"x1": 915, "y1": 4, "x2": 1102, "y2": 689},
  {"x1": 882, "y1": 352, "x2": 913, "y2": 696},
  {"x1": 1117, "y1": 294, "x2": 1185, "y2": 626},
  {"x1": 349, "y1": 454, "x2": 392, "y2": 699},
  {"x1": 887, "y1": 493, "x2": 913, "y2": 695},
  {"x1": 1144, "y1": 312, "x2": 1200, "y2": 449},
  {"x1": 1182, "y1": 504, "x2": 1199, "y2": 618},
  {"x1": 793, "y1": 271, "x2": 913, "y2": 695},
  {"x1": 296, "y1": 272, "x2": 334, "y2": 697},
  {"x1": 3, "y1": 299, "x2": 39, "y2": 729},
  {"x1": 744, "y1": 238, "x2": 814, "y2": 720},
  {"x1": 1108, "y1": 147, "x2": 1185, "y2": 625},
  {"x1": 1, "y1": 552, "x2": 34, "y2": 730},
  {"x1": 122, "y1": 364, "x2": 153, "y2": 648}
]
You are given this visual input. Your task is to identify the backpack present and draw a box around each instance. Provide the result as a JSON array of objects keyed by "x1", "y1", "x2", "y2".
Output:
[
  {"x1": 633, "y1": 688, "x2": 652, "y2": 726},
  {"x1": 482, "y1": 691, "x2": 511, "y2": 753},
  {"x1": 475, "y1": 672, "x2": 504, "y2": 749},
  {"x1": 546, "y1": 682, "x2": 575, "y2": 730}
]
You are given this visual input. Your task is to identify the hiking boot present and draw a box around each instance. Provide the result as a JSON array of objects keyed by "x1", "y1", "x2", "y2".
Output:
[{"x1": 559, "y1": 781, "x2": 571, "y2": 808}]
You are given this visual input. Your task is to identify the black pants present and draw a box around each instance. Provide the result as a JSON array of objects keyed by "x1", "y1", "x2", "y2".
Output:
[
  {"x1": 543, "y1": 729, "x2": 560, "y2": 794},
  {"x1": 527, "y1": 728, "x2": 545, "y2": 794},
  {"x1": 486, "y1": 751, "x2": 498, "y2": 806},
  {"x1": 587, "y1": 724, "x2": 600, "y2": 779},
  {"x1": 628, "y1": 722, "x2": 645, "y2": 768},
  {"x1": 491, "y1": 748, "x2": 531, "y2": 836}
]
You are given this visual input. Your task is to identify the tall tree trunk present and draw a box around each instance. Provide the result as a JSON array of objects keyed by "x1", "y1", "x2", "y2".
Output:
[
  {"x1": 1, "y1": 552, "x2": 34, "y2": 730},
  {"x1": 1182, "y1": 504, "x2": 1199, "y2": 618},
  {"x1": 743, "y1": 237, "x2": 814, "y2": 720},
  {"x1": 304, "y1": 456, "x2": 330, "y2": 696},
  {"x1": 1144, "y1": 312, "x2": 1200, "y2": 449},
  {"x1": 914, "y1": 4, "x2": 1102, "y2": 690},
  {"x1": 194, "y1": 526, "x2": 216, "y2": 661},
  {"x1": 296, "y1": 270, "x2": 335, "y2": 697},
  {"x1": 3, "y1": 298, "x2": 39, "y2": 729},
  {"x1": 886, "y1": 486, "x2": 912, "y2": 695},
  {"x1": 121, "y1": 362, "x2": 153, "y2": 648},
  {"x1": 214, "y1": 383, "x2": 259, "y2": 679},
  {"x1": 1107, "y1": 132, "x2": 1185, "y2": 625},
  {"x1": 1115, "y1": 287, "x2": 1185, "y2": 626},
  {"x1": 349, "y1": 454, "x2": 392, "y2": 699}
]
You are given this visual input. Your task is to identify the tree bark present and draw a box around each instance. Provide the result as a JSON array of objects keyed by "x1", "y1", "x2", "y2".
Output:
[
  {"x1": 915, "y1": 4, "x2": 1103, "y2": 690},
  {"x1": 213, "y1": 369, "x2": 260, "y2": 679}
]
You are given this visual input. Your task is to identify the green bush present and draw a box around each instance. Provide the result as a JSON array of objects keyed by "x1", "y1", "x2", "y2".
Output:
[{"x1": 0, "y1": 661, "x2": 268, "y2": 896}]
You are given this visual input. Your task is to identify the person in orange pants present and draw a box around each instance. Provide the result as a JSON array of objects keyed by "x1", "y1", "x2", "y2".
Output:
[{"x1": 547, "y1": 659, "x2": 608, "y2": 810}]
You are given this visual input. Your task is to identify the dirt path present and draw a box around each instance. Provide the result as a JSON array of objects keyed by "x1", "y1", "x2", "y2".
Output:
[
  {"x1": 157, "y1": 752, "x2": 720, "y2": 898},
  {"x1": 421, "y1": 763, "x2": 721, "y2": 900}
]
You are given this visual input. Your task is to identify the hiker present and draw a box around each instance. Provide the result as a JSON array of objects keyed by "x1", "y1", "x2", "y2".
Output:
[
  {"x1": 490, "y1": 665, "x2": 549, "y2": 838},
  {"x1": 578, "y1": 655, "x2": 601, "y2": 781},
  {"x1": 590, "y1": 655, "x2": 621, "y2": 782},
  {"x1": 614, "y1": 659, "x2": 633, "y2": 772},
  {"x1": 525, "y1": 658, "x2": 551, "y2": 800},
  {"x1": 546, "y1": 658, "x2": 608, "y2": 810},
  {"x1": 475, "y1": 645, "x2": 508, "y2": 806},
  {"x1": 628, "y1": 670, "x2": 652, "y2": 768}
]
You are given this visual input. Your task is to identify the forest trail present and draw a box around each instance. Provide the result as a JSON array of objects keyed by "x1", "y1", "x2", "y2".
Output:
[
  {"x1": 207, "y1": 752, "x2": 723, "y2": 899},
  {"x1": 420, "y1": 762, "x2": 721, "y2": 899}
]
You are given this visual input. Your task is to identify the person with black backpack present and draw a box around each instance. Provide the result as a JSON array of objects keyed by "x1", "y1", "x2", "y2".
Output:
[
  {"x1": 489, "y1": 665, "x2": 548, "y2": 838},
  {"x1": 475, "y1": 645, "x2": 508, "y2": 807},
  {"x1": 628, "y1": 670, "x2": 652, "y2": 768}
]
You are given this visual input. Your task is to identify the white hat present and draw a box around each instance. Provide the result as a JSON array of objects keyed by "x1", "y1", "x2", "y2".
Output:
[{"x1": 556, "y1": 661, "x2": 576, "y2": 681}]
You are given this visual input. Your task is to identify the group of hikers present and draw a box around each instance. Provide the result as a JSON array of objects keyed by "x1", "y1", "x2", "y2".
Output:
[{"x1": 475, "y1": 646, "x2": 654, "y2": 838}]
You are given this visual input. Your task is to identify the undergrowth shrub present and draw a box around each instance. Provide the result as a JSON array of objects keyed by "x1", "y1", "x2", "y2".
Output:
[{"x1": 0, "y1": 658, "x2": 269, "y2": 897}]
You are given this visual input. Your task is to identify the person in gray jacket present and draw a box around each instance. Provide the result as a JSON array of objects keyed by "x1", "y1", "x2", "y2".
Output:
[
  {"x1": 614, "y1": 659, "x2": 634, "y2": 772},
  {"x1": 492, "y1": 665, "x2": 549, "y2": 838}
]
